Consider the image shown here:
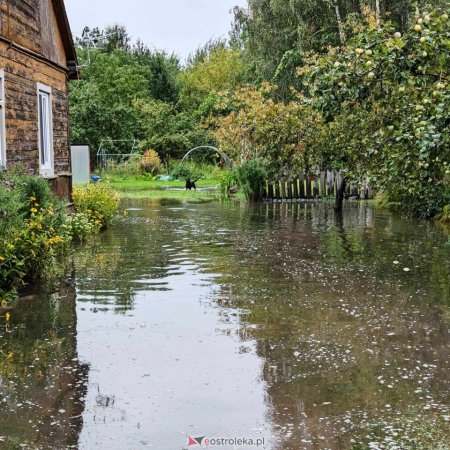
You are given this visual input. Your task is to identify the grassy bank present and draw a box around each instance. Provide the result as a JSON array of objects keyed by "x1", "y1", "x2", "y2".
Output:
[{"x1": 108, "y1": 175, "x2": 220, "y2": 201}]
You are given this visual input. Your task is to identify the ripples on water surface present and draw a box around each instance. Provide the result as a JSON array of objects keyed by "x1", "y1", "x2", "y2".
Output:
[{"x1": 1, "y1": 199, "x2": 449, "y2": 450}]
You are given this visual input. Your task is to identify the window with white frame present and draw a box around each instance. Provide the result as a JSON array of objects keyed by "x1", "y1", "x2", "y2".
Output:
[
  {"x1": 37, "y1": 83, "x2": 54, "y2": 176},
  {"x1": 0, "y1": 70, "x2": 6, "y2": 168}
]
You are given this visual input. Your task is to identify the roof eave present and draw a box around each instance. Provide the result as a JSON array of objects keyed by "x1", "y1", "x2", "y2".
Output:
[{"x1": 51, "y1": 0, "x2": 79, "y2": 79}]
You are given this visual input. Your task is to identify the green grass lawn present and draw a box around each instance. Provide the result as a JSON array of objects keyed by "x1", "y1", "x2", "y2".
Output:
[{"x1": 107, "y1": 175, "x2": 220, "y2": 201}]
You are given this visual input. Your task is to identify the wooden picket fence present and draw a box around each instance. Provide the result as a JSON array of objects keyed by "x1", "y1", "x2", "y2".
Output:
[{"x1": 264, "y1": 171, "x2": 373, "y2": 201}]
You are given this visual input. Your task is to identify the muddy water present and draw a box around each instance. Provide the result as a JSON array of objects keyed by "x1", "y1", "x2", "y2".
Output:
[{"x1": 1, "y1": 200, "x2": 449, "y2": 450}]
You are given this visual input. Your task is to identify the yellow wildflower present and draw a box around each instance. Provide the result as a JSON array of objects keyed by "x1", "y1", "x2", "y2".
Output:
[
  {"x1": 30, "y1": 208, "x2": 38, "y2": 213},
  {"x1": 29, "y1": 196, "x2": 36, "y2": 201},
  {"x1": 5, "y1": 312, "x2": 10, "y2": 321}
]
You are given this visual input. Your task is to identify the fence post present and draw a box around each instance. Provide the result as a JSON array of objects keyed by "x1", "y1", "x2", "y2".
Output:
[
  {"x1": 268, "y1": 181, "x2": 274, "y2": 200},
  {"x1": 287, "y1": 178, "x2": 293, "y2": 200},
  {"x1": 280, "y1": 178, "x2": 286, "y2": 200},
  {"x1": 293, "y1": 176, "x2": 299, "y2": 199}
]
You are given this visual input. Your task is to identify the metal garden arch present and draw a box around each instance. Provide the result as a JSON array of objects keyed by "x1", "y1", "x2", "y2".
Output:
[{"x1": 181, "y1": 146, "x2": 232, "y2": 168}]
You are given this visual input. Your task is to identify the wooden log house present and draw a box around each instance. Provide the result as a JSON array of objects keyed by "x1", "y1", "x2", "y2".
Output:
[{"x1": 0, "y1": 0, "x2": 78, "y2": 199}]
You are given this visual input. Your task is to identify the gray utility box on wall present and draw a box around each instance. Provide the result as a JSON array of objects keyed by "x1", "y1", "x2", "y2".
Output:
[{"x1": 71, "y1": 145, "x2": 91, "y2": 185}]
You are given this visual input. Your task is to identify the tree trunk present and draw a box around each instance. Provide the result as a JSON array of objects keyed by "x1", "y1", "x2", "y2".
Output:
[
  {"x1": 333, "y1": 0, "x2": 346, "y2": 44},
  {"x1": 334, "y1": 176, "x2": 346, "y2": 212},
  {"x1": 375, "y1": 0, "x2": 381, "y2": 28}
]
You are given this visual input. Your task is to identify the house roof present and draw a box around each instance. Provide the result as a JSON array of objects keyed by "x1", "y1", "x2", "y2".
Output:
[{"x1": 51, "y1": 0, "x2": 79, "y2": 79}]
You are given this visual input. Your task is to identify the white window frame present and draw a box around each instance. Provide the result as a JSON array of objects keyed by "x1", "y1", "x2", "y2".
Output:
[
  {"x1": 37, "y1": 83, "x2": 54, "y2": 177},
  {"x1": 0, "y1": 70, "x2": 6, "y2": 169}
]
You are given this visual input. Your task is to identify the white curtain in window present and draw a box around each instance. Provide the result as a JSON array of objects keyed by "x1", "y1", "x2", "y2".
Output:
[{"x1": 39, "y1": 90, "x2": 52, "y2": 170}]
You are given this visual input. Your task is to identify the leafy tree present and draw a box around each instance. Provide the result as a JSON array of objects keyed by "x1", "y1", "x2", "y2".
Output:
[
  {"x1": 233, "y1": 0, "x2": 449, "y2": 96},
  {"x1": 70, "y1": 48, "x2": 149, "y2": 152},
  {"x1": 206, "y1": 83, "x2": 322, "y2": 177},
  {"x1": 133, "y1": 44, "x2": 181, "y2": 104},
  {"x1": 180, "y1": 40, "x2": 246, "y2": 110},
  {"x1": 134, "y1": 99, "x2": 211, "y2": 164},
  {"x1": 302, "y1": 10, "x2": 450, "y2": 217}
]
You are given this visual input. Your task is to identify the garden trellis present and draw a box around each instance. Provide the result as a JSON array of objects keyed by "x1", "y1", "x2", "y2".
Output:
[{"x1": 97, "y1": 139, "x2": 139, "y2": 171}]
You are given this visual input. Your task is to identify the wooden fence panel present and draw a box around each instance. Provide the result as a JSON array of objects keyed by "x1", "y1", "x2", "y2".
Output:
[{"x1": 264, "y1": 170, "x2": 374, "y2": 201}]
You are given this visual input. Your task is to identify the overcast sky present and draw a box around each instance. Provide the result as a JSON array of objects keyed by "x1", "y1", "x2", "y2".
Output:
[{"x1": 64, "y1": 0, "x2": 247, "y2": 60}]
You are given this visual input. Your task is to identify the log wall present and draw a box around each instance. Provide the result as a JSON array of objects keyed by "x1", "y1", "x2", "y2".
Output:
[{"x1": 0, "y1": 0, "x2": 71, "y2": 179}]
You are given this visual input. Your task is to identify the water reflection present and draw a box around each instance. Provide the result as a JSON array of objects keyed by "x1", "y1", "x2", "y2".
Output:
[
  {"x1": 2, "y1": 200, "x2": 449, "y2": 449},
  {"x1": 0, "y1": 279, "x2": 89, "y2": 449}
]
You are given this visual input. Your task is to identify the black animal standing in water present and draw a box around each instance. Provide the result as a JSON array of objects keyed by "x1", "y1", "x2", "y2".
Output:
[{"x1": 185, "y1": 178, "x2": 199, "y2": 190}]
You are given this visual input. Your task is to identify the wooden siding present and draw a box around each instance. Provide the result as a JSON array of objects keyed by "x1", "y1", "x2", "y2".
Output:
[
  {"x1": 1, "y1": 0, "x2": 43, "y2": 55},
  {"x1": 0, "y1": 40, "x2": 70, "y2": 174},
  {"x1": 0, "y1": 0, "x2": 68, "y2": 67},
  {"x1": 40, "y1": 0, "x2": 66, "y2": 67}
]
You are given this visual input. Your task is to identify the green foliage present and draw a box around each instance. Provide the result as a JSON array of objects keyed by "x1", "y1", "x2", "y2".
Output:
[
  {"x1": 70, "y1": 48, "x2": 149, "y2": 152},
  {"x1": 72, "y1": 183, "x2": 120, "y2": 228},
  {"x1": 302, "y1": 9, "x2": 450, "y2": 218},
  {"x1": 0, "y1": 172, "x2": 71, "y2": 302},
  {"x1": 218, "y1": 170, "x2": 238, "y2": 198},
  {"x1": 134, "y1": 99, "x2": 207, "y2": 163},
  {"x1": 180, "y1": 40, "x2": 246, "y2": 109},
  {"x1": 235, "y1": 159, "x2": 267, "y2": 201},
  {"x1": 144, "y1": 51, "x2": 180, "y2": 104},
  {"x1": 437, "y1": 205, "x2": 450, "y2": 223},
  {"x1": 140, "y1": 149, "x2": 163, "y2": 175},
  {"x1": 233, "y1": 0, "x2": 449, "y2": 97},
  {"x1": 70, "y1": 26, "x2": 212, "y2": 165},
  {"x1": 105, "y1": 155, "x2": 142, "y2": 177},
  {"x1": 170, "y1": 162, "x2": 206, "y2": 181},
  {"x1": 67, "y1": 212, "x2": 100, "y2": 242},
  {"x1": 208, "y1": 83, "x2": 322, "y2": 176}
]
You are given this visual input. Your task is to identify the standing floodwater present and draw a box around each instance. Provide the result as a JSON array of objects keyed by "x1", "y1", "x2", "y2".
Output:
[{"x1": 1, "y1": 200, "x2": 449, "y2": 449}]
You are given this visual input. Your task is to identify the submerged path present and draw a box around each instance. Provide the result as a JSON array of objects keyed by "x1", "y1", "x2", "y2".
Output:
[{"x1": 1, "y1": 200, "x2": 449, "y2": 449}]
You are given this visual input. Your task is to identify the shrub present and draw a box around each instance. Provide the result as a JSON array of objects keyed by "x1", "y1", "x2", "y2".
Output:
[
  {"x1": 17, "y1": 175, "x2": 57, "y2": 213},
  {"x1": 0, "y1": 173, "x2": 71, "y2": 302},
  {"x1": 218, "y1": 170, "x2": 238, "y2": 198},
  {"x1": 437, "y1": 204, "x2": 450, "y2": 223},
  {"x1": 170, "y1": 162, "x2": 191, "y2": 180},
  {"x1": 169, "y1": 161, "x2": 218, "y2": 182},
  {"x1": 105, "y1": 155, "x2": 141, "y2": 177},
  {"x1": 72, "y1": 183, "x2": 120, "y2": 228},
  {"x1": 0, "y1": 177, "x2": 25, "y2": 241},
  {"x1": 140, "y1": 149, "x2": 162, "y2": 175},
  {"x1": 235, "y1": 159, "x2": 267, "y2": 201},
  {"x1": 67, "y1": 212, "x2": 100, "y2": 242}
]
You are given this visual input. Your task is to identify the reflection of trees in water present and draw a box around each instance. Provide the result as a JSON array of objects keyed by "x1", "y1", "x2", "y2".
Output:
[
  {"x1": 0, "y1": 280, "x2": 89, "y2": 449},
  {"x1": 73, "y1": 215, "x2": 177, "y2": 312},
  {"x1": 203, "y1": 202, "x2": 449, "y2": 449}
]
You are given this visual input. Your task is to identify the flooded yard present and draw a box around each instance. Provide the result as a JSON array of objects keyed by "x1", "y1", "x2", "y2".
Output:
[{"x1": 1, "y1": 200, "x2": 449, "y2": 449}]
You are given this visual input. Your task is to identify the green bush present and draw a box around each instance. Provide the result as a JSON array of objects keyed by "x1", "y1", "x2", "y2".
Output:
[
  {"x1": 437, "y1": 204, "x2": 450, "y2": 222},
  {"x1": 17, "y1": 175, "x2": 58, "y2": 212},
  {"x1": 140, "y1": 149, "x2": 162, "y2": 175},
  {"x1": 0, "y1": 177, "x2": 25, "y2": 241},
  {"x1": 0, "y1": 172, "x2": 71, "y2": 302},
  {"x1": 0, "y1": 171, "x2": 119, "y2": 303},
  {"x1": 67, "y1": 212, "x2": 100, "y2": 242},
  {"x1": 235, "y1": 159, "x2": 267, "y2": 201},
  {"x1": 218, "y1": 170, "x2": 238, "y2": 198},
  {"x1": 170, "y1": 162, "x2": 201, "y2": 181},
  {"x1": 105, "y1": 155, "x2": 141, "y2": 177},
  {"x1": 72, "y1": 183, "x2": 120, "y2": 228}
]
